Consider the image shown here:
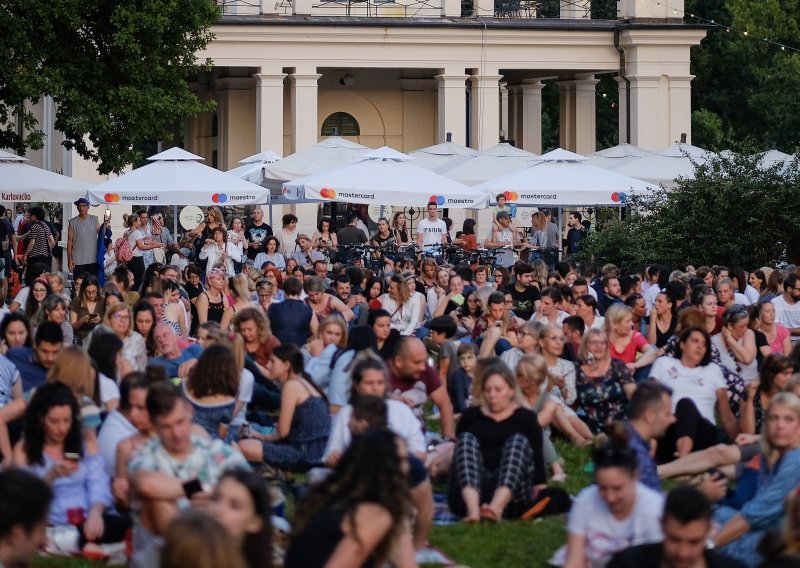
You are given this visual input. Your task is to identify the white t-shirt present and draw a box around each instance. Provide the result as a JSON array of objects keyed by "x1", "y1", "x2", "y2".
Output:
[
  {"x1": 232, "y1": 369, "x2": 254, "y2": 427},
  {"x1": 97, "y1": 409, "x2": 137, "y2": 477},
  {"x1": 649, "y1": 356, "x2": 726, "y2": 424},
  {"x1": 416, "y1": 218, "x2": 447, "y2": 246},
  {"x1": 323, "y1": 399, "x2": 426, "y2": 461},
  {"x1": 128, "y1": 229, "x2": 144, "y2": 258},
  {"x1": 711, "y1": 333, "x2": 758, "y2": 383},
  {"x1": 568, "y1": 483, "x2": 664, "y2": 568},
  {"x1": 643, "y1": 283, "x2": 660, "y2": 317},
  {"x1": 99, "y1": 373, "x2": 121, "y2": 406},
  {"x1": 13, "y1": 287, "x2": 29, "y2": 308},
  {"x1": 772, "y1": 295, "x2": 800, "y2": 340}
]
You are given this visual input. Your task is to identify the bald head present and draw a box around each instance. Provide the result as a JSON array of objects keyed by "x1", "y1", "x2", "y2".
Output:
[{"x1": 391, "y1": 337, "x2": 427, "y2": 380}]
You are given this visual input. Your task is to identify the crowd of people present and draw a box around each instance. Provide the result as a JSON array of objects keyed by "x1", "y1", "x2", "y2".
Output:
[{"x1": 1, "y1": 199, "x2": 800, "y2": 567}]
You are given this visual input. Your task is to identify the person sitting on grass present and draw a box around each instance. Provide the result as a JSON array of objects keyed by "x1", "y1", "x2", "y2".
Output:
[
  {"x1": 563, "y1": 423, "x2": 664, "y2": 568},
  {"x1": 448, "y1": 358, "x2": 546, "y2": 522}
]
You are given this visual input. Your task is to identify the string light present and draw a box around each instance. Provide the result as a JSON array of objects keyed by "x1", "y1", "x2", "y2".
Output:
[{"x1": 642, "y1": 0, "x2": 800, "y2": 54}]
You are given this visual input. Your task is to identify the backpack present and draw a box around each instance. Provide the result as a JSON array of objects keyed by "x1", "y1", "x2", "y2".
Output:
[{"x1": 114, "y1": 231, "x2": 134, "y2": 264}]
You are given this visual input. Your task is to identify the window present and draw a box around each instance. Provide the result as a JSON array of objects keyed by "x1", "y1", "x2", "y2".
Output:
[{"x1": 321, "y1": 112, "x2": 360, "y2": 136}]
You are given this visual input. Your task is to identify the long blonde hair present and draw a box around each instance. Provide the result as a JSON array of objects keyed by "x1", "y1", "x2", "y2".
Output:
[
  {"x1": 515, "y1": 353, "x2": 551, "y2": 397},
  {"x1": 47, "y1": 346, "x2": 97, "y2": 403}
]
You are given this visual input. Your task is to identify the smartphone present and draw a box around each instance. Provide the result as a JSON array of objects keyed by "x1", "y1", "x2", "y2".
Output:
[
  {"x1": 64, "y1": 452, "x2": 81, "y2": 461},
  {"x1": 182, "y1": 478, "x2": 204, "y2": 498},
  {"x1": 451, "y1": 294, "x2": 465, "y2": 306}
]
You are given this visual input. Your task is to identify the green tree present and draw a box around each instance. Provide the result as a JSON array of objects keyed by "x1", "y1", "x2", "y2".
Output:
[
  {"x1": 0, "y1": 0, "x2": 219, "y2": 174},
  {"x1": 580, "y1": 152, "x2": 800, "y2": 272}
]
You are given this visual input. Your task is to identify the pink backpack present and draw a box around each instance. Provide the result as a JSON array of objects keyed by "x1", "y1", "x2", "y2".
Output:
[{"x1": 114, "y1": 231, "x2": 134, "y2": 263}]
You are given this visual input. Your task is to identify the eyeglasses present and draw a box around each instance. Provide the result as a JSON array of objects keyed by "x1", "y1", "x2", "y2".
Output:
[{"x1": 112, "y1": 313, "x2": 130, "y2": 320}]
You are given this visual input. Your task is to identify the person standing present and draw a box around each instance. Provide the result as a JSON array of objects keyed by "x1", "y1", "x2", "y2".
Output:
[
  {"x1": 0, "y1": 205, "x2": 17, "y2": 304},
  {"x1": 336, "y1": 212, "x2": 368, "y2": 247},
  {"x1": 23, "y1": 206, "x2": 55, "y2": 270},
  {"x1": 772, "y1": 273, "x2": 800, "y2": 343},
  {"x1": 563, "y1": 211, "x2": 585, "y2": 256},
  {"x1": 67, "y1": 198, "x2": 108, "y2": 280},
  {"x1": 416, "y1": 202, "x2": 447, "y2": 249},
  {"x1": 244, "y1": 207, "x2": 272, "y2": 263},
  {"x1": 543, "y1": 209, "x2": 560, "y2": 266}
]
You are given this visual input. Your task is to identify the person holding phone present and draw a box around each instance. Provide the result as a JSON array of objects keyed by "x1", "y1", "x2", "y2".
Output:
[
  {"x1": 68, "y1": 198, "x2": 111, "y2": 280},
  {"x1": 13, "y1": 382, "x2": 122, "y2": 552},
  {"x1": 69, "y1": 275, "x2": 105, "y2": 345}
]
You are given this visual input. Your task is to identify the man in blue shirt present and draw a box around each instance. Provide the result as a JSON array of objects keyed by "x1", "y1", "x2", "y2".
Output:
[
  {"x1": 7, "y1": 322, "x2": 63, "y2": 393},
  {"x1": 624, "y1": 381, "x2": 675, "y2": 492},
  {"x1": 148, "y1": 324, "x2": 203, "y2": 379}
]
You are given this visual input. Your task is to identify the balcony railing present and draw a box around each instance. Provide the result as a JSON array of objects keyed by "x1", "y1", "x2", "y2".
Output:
[{"x1": 214, "y1": 0, "x2": 620, "y2": 19}]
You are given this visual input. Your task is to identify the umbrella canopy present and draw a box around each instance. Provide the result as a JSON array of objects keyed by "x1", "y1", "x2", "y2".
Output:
[
  {"x1": 585, "y1": 143, "x2": 651, "y2": 170},
  {"x1": 261, "y1": 137, "x2": 370, "y2": 188},
  {"x1": 226, "y1": 151, "x2": 282, "y2": 184},
  {"x1": 87, "y1": 148, "x2": 270, "y2": 206},
  {"x1": 0, "y1": 149, "x2": 89, "y2": 202},
  {"x1": 283, "y1": 146, "x2": 488, "y2": 208},
  {"x1": 756, "y1": 149, "x2": 795, "y2": 171},
  {"x1": 475, "y1": 147, "x2": 657, "y2": 206},
  {"x1": 407, "y1": 141, "x2": 478, "y2": 171},
  {"x1": 610, "y1": 143, "x2": 716, "y2": 188},
  {"x1": 436, "y1": 143, "x2": 538, "y2": 186}
]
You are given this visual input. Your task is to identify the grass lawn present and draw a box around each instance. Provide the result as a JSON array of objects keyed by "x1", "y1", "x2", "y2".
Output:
[
  {"x1": 427, "y1": 440, "x2": 593, "y2": 568},
  {"x1": 31, "y1": 443, "x2": 594, "y2": 568}
]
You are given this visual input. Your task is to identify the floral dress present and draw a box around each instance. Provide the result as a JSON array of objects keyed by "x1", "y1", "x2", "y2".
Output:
[{"x1": 575, "y1": 359, "x2": 635, "y2": 434}]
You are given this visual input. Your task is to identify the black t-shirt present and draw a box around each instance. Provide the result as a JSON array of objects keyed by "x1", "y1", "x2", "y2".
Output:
[
  {"x1": 245, "y1": 222, "x2": 273, "y2": 260},
  {"x1": 457, "y1": 406, "x2": 546, "y2": 483},
  {"x1": 336, "y1": 226, "x2": 367, "y2": 246},
  {"x1": 505, "y1": 284, "x2": 541, "y2": 320},
  {"x1": 0, "y1": 218, "x2": 14, "y2": 246},
  {"x1": 608, "y1": 543, "x2": 746, "y2": 568}
]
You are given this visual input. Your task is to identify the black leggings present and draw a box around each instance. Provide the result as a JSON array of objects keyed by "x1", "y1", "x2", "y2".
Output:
[
  {"x1": 128, "y1": 256, "x2": 145, "y2": 293},
  {"x1": 657, "y1": 398, "x2": 719, "y2": 462}
]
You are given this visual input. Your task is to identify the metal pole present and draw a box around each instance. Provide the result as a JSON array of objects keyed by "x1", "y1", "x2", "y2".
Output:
[{"x1": 173, "y1": 205, "x2": 178, "y2": 237}]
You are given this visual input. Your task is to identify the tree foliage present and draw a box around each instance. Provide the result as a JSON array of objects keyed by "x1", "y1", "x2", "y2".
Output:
[
  {"x1": 580, "y1": 152, "x2": 800, "y2": 273},
  {"x1": 0, "y1": 0, "x2": 219, "y2": 173}
]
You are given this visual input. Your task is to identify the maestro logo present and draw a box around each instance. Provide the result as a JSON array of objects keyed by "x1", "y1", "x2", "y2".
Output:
[
  {"x1": 103, "y1": 193, "x2": 121, "y2": 203},
  {"x1": 320, "y1": 188, "x2": 337, "y2": 199},
  {"x1": 499, "y1": 191, "x2": 519, "y2": 202},
  {"x1": 428, "y1": 195, "x2": 446, "y2": 205},
  {"x1": 611, "y1": 191, "x2": 628, "y2": 203},
  {"x1": 211, "y1": 193, "x2": 228, "y2": 204}
]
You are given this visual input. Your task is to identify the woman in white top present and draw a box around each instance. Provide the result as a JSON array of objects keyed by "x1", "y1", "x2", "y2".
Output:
[
  {"x1": 275, "y1": 213, "x2": 299, "y2": 256},
  {"x1": 227, "y1": 216, "x2": 249, "y2": 267},
  {"x1": 712, "y1": 304, "x2": 758, "y2": 384},
  {"x1": 199, "y1": 226, "x2": 241, "y2": 275},
  {"x1": 575, "y1": 294, "x2": 605, "y2": 331},
  {"x1": 379, "y1": 274, "x2": 423, "y2": 336},
  {"x1": 564, "y1": 425, "x2": 664, "y2": 568},
  {"x1": 539, "y1": 323, "x2": 593, "y2": 446},
  {"x1": 531, "y1": 287, "x2": 569, "y2": 326},
  {"x1": 125, "y1": 214, "x2": 163, "y2": 292},
  {"x1": 100, "y1": 302, "x2": 147, "y2": 372}
]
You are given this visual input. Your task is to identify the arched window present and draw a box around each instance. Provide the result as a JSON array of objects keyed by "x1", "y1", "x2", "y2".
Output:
[{"x1": 321, "y1": 112, "x2": 360, "y2": 136}]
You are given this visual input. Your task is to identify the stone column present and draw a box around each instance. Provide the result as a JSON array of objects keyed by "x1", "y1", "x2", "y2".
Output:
[
  {"x1": 500, "y1": 82, "x2": 509, "y2": 142},
  {"x1": 216, "y1": 76, "x2": 257, "y2": 169},
  {"x1": 469, "y1": 73, "x2": 502, "y2": 150},
  {"x1": 289, "y1": 71, "x2": 321, "y2": 152},
  {"x1": 520, "y1": 79, "x2": 544, "y2": 154},
  {"x1": 574, "y1": 73, "x2": 598, "y2": 155},
  {"x1": 435, "y1": 73, "x2": 468, "y2": 145},
  {"x1": 254, "y1": 71, "x2": 286, "y2": 154},
  {"x1": 627, "y1": 75, "x2": 662, "y2": 149},
  {"x1": 618, "y1": 0, "x2": 683, "y2": 21},
  {"x1": 505, "y1": 85, "x2": 520, "y2": 146},
  {"x1": 560, "y1": 0, "x2": 590, "y2": 18},
  {"x1": 669, "y1": 75, "x2": 694, "y2": 145},
  {"x1": 558, "y1": 80, "x2": 576, "y2": 151}
]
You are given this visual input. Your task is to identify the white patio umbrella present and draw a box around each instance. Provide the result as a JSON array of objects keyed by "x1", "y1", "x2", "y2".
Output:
[
  {"x1": 86, "y1": 147, "x2": 270, "y2": 206},
  {"x1": 585, "y1": 142, "x2": 651, "y2": 170},
  {"x1": 610, "y1": 142, "x2": 716, "y2": 188},
  {"x1": 283, "y1": 146, "x2": 488, "y2": 208},
  {"x1": 226, "y1": 150, "x2": 282, "y2": 184},
  {"x1": 261, "y1": 137, "x2": 371, "y2": 190},
  {"x1": 435, "y1": 143, "x2": 538, "y2": 186},
  {"x1": 756, "y1": 149, "x2": 795, "y2": 171},
  {"x1": 475, "y1": 148, "x2": 657, "y2": 206},
  {"x1": 0, "y1": 149, "x2": 89, "y2": 202},
  {"x1": 407, "y1": 141, "x2": 477, "y2": 171}
]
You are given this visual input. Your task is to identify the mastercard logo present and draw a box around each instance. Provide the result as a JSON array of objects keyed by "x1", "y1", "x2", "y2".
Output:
[
  {"x1": 211, "y1": 193, "x2": 228, "y2": 203},
  {"x1": 501, "y1": 191, "x2": 519, "y2": 202},
  {"x1": 611, "y1": 191, "x2": 628, "y2": 203},
  {"x1": 103, "y1": 193, "x2": 121, "y2": 203},
  {"x1": 320, "y1": 188, "x2": 336, "y2": 199},
  {"x1": 428, "y1": 195, "x2": 445, "y2": 206}
]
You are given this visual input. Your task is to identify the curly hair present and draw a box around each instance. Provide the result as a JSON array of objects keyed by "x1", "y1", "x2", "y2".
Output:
[
  {"x1": 234, "y1": 306, "x2": 272, "y2": 344},
  {"x1": 291, "y1": 428, "x2": 413, "y2": 564},
  {"x1": 23, "y1": 382, "x2": 83, "y2": 466},
  {"x1": 187, "y1": 344, "x2": 239, "y2": 398}
]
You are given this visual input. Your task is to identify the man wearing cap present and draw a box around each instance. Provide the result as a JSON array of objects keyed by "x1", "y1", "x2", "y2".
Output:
[
  {"x1": 68, "y1": 198, "x2": 109, "y2": 279},
  {"x1": 291, "y1": 234, "x2": 325, "y2": 270},
  {"x1": 484, "y1": 210, "x2": 527, "y2": 267}
]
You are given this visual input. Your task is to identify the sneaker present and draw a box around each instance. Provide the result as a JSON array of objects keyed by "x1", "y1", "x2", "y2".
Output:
[{"x1": 415, "y1": 546, "x2": 454, "y2": 566}]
